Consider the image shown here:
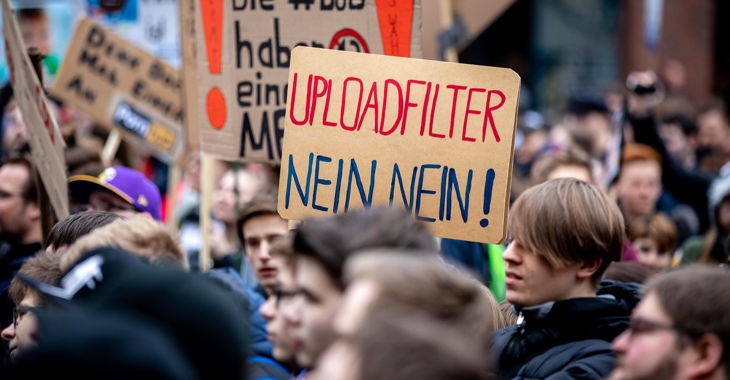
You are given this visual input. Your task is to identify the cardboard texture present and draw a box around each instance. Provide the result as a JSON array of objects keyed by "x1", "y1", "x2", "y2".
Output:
[
  {"x1": 196, "y1": 0, "x2": 422, "y2": 163},
  {"x1": 2, "y1": 0, "x2": 69, "y2": 219},
  {"x1": 278, "y1": 47, "x2": 520, "y2": 244},
  {"x1": 49, "y1": 18, "x2": 185, "y2": 163},
  {"x1": 179, "y1": 0, "x2": 199, "y2": 148}
]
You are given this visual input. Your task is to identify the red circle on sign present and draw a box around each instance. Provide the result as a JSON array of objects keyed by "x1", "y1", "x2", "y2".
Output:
[
  {"x1": 207, "y1": 87, "x2": 226, "y2": 130},
  {"x1": 329, "y1": 28, "x2": 370, "y2": 53}
]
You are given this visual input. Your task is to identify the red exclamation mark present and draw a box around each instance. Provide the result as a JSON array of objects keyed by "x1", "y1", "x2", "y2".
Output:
[{"x1": 200, "y1": 0, "x2": 226, "y2": 130}]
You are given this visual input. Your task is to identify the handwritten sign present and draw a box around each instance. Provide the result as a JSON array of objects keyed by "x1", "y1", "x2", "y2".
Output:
[
  {"x1": 278, "y1": 47, "x2": 520, "y2": 243},
  {"x1": 196, "y1": 0, "x2": 422, "y2": 163},
  {"x1": 49, "y1": 18, "x2": 184, "y2": 163},
  {"x1": 179, "y1": 0, "x2": 199, "y2": 148},
  {"x1": 2, "y1": 0, "x2": 69, "y2": 219}
]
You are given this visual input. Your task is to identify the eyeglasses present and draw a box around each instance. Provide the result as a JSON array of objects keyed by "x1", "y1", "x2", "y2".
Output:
[
  {"x1": 13, "y1": 306, "x2": 41, "y2": 329},
  {"x1": 273, "y1": 286, "x2": 299, "y2": 307},
  {"x1": 625, "y1": 317, "x2": 700, "y2": 340}
]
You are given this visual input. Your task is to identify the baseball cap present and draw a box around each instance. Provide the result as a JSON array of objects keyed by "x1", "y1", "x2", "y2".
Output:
[{"x1": 69, "y1": 166, "x2": 162, "y2": 220}]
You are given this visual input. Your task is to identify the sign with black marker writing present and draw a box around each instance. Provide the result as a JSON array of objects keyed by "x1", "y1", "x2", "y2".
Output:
[
  {"x1": 278, "y1": 47, "x2": 520, "y2": 243},
  {"x1": 2, "y1": 0, "x2": 69, "y2": 219},
  {"x1": 196, "y1": 0, "x2": 422, "y2": 163},
  {"x1": 50, "y1": 18, "x2": 184, "y2": 163}
]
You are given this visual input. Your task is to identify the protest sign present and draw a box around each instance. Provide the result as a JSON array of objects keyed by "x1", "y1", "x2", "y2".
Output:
[
  {"x1": 278, "y1": 47, "x2": 520, "y2": 243},
  {"x1": 49, "y1": 18, "x2": 184, "y2": 163},
  {"x1": 2, "y1": 0, "x2": 69, "y2": 219},
  {"x1": 179, "y1": 0, "x2": 199, "y2": 148},
  {"x1": 196, "y1": 0, "x2": 422, "y2": 163}
]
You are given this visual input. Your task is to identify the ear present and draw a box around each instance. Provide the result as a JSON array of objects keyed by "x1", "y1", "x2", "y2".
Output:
[
  {"x1": 25, "y1": 201, "x2": 41, "y2": 221},
  {"x1": 577, "y1": 258, "x2": 602, "y2": 280},
  {"x1": 687, "y1": 334, "x2": 724, "y2": 379}
]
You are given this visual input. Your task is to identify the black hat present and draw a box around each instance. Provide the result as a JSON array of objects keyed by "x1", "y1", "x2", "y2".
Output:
[{"x1": 568, "y1": 96, "x2": 609, "y2": 116}]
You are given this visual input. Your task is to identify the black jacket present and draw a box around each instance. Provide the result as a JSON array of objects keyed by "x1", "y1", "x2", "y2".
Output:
[{"x1": 492, "y1": 281, "x2": 642, "y2": 380}]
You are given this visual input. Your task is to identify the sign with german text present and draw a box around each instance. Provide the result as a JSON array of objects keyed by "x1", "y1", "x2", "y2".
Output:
[
  {"x1": 197, "y1": 0, "x2": 422, "y2": 163},
  {"x1": 278, "y1": 47, "x2": 520, "y2": 243},
  {"x1": 2, "y1": 0, "x2": 69, "y2": 219},
  {"x1": 50, "y1": 18, "x2": 184, "y2": 163}
]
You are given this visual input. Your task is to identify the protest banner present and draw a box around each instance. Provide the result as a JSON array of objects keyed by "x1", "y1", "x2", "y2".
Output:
[
  {"x1": 49, "y1": 18, "x2": 185, "y2": 163},
  {"x1": 2, "y1": 0, "x2": 69, "y2": 220},
  {"x1": 278, "y1": 47, "x2": 520, "y2": 243},
  {"x1": 179, "y1": 0, "x2": 199, "y2": 148},
  {"x1": 196, "y1": 0, "x2": 422, "y2": 163}
]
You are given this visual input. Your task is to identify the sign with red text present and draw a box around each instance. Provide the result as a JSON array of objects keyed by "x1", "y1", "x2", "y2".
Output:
[
  {"x1": 278, "y1": 47, "x2": 520, "y2": 243},
  {"x1": 196, "y1": 0, "x2": 422, "y2": 163},
  {"x1": 2, "y1": 0, "x2": 69, "y2": 219},
  {"x1": 50, "y1": 18, "x2": 185, "y2": 163}
]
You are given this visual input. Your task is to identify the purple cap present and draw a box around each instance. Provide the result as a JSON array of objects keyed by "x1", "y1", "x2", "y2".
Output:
[{"x1": 69, "y1": 166, "x2": 162, "y2": 221}]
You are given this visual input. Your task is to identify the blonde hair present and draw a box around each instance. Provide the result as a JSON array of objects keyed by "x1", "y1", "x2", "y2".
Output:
[
  {"x1": 508, "y1": 178, "x2": 625, "y2": 284},
  {"x1": 60, "y1": 215, "x2": 189, "y2": 271}
]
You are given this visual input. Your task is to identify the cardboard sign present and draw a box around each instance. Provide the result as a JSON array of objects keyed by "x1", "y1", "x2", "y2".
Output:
[
  {"x1": 196, "y1": 0, "x2": 422, "y2": 163},
  {"x1": 2, "y1": 0, "x2": 69, "y2": 220},
  {"x1": 278, "y1": 47, "x2": 520, "y2": 243},
  {"x1": 179, "y1": 0, "x2": 199, "y2": 148},
  {"x1": 49, "y1": 18, "x2": 184, "y2": 163}
]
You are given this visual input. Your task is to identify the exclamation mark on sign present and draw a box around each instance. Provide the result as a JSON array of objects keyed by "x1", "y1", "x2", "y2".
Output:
[
  {"x1": 375, "y1": 0, "x2": 414, "y2": 57},
  {"x1": 200, "y1": 0, "x2": 226, "y2": 130},
  {"x1": 479, "y1": 169, "x2": 496, "y2": 228}
]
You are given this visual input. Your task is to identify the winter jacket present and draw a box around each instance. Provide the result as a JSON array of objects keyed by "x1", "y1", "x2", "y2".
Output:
[{"x1": 492, "y1": 281, "x2": 642, "y2": 380}]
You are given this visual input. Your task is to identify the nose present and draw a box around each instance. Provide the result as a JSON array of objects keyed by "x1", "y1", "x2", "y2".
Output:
[
  {"x1": 259, "y1": 295, "x2": 277, "y2": 321},
  {"x1": 612, "y1": 329, "x2": 630, "y2": 353},
  {"x1": 1, "y1": 323, "x2": 15, "y2": 342},
  {"x1": 503, "y1": 242, "x2": 520, "y2": 264},
  {"x1": 260, "y1": 242, "x2": 272, "y2": 262}
]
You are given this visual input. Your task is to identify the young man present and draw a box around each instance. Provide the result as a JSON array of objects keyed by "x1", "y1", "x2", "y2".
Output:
[
  {"x1": 287, "y1": 207, "x2": 436, "y2": 370},
  {"x1": 609, "y1": 266, "x2": 730, "y2": 380},
  {"x1": 69, "y1": 166, "x2": 162, "y2": 221},
  {"x1": 236, "y1": 190, "x2": 289, "y2": 296},
  {"x1": 44, "y1": 211, "x2": 122, "y2": 254},
  {"x1": 492, "y1": 178, "x2": 641, "y2": 379},
  {"x1": 616, "y1": 144, "x2": 664, "y2": 231}
]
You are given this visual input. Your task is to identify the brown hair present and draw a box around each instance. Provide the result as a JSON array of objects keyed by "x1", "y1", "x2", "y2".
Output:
[
  {"x1": 294, "y1": 207, "x2": 436, "y2": 288},
  {"x1": 536, "y1": 145, "x2": 593, "y2": 184},
  {"x1": 602, "y1": 262, "x2": 651, "y2": 285},
  {"x1": 499, "y1": 300, "x2": 518, "y2": 326},
  {"x1": 17, "y1": 8, "x2": 48, "y2": 22},
  {"x1": 508, "y1": 178, "x2": 626, "y2": 284},
  {"x1": 345, "y1": 251, "x2": 503, "y2": 348},
  {"x1": 0, "y1": 154, "x2": 38, "y2": 204},
  {"x1": 627, "y1": 213, "x2": 678, "y2": 254},
  {"x1": 351, "y1": 307, "x2": 489, "y2": 380},
  {"x1": 8, "y1": 251, "x2": 63, "y2": 305},
  {"x1": 270, "y1": 232, "x2": 296, "y2": 273},
  {"x1": 46, "y1": 211, "x2": 123, "y2": 250},
  {"x1": 236, "y1": 189, "x2": 282, "y2": 246},
  {"x1": 622, "y1": 143, "x2": 662, "y2": 166},
  {"x1": 647, "y1": 265, "x2": 730, "y2": 376},
  {"x1": 60, "y1": 215, "x2": 188, "y2": 271}
]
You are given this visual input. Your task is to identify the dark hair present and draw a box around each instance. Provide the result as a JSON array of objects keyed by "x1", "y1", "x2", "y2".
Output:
[
  {"x1": 602, "y1": 262, "x2": 651, "y2": 285},
  {"x1": 537, "y1": 145, "x2": 593, "y2": 184},
  {"x1": 46, "y1": 211, "x2": 123, "y2": 249},
  {"x1": 660, "y1": 114, "x2": 698, "y2": 137},
  {"x1": 8, "y1": 251, "x2": 63, "y2": 305},
  {"x1": 0, "y1": 154, "x2": 38, "y2": 203},
  {"x1": 698, "y1": 98, "x2": 728, "y2": 120},
  {"x1": 293, "y1": 207, "x2": 436, "y2": 287},
  {"x1": 235, "y1": 189, "x2": 280, "y2": 246},
  {"x1": 17, "y1": 8, "x2": 48, "y2": 22}
]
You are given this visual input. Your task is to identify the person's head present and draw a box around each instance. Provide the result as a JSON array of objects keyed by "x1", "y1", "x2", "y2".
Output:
[
  {"x1": 17, "y1": 8, "x2": 52, "y2": 55},
  {"x1": 59, "y1": 215, "x2": 188, "y2": 272},
  {"x1": 213, "y1": 166, "x2": 262, "y2": 224},
  {"x1": 2, "y1": 251, "x2": 63, "y2": 363},
  {"x1": 236, "y1": 190, "x2": 288, "y2": 295},
  {"x1": 2, "y1": 100, "x2": 27, "y2": 154},
  {"x1": 504, "y1": 178, "x2": 625, "y2": 308},
  {"x1": 312, "y1": 307, "x2": 489, "y2": 380},
  {"x1": 617, "y1": 144, "x2": 663, "y2": 218},
  {"x1": 258, "y1": 234, "x2": 299, "y2": 364},
  {"x1": 69, "y1": 166, "x2": 162, "y2": 221},
  {"x1": 290, "y1": 207, "x2": 436, "y2": 368},
  {"x1": 697, "y1": 100, "x2": 730, "y2": 152},
  {"x1": 535, "y1": 145, "x2": 594, "y2": 185},
  {"x1": 602, "y1": 262, "x2": 651, "y2": 285},
  {"x1": 45, "y1": 211, "x2": 123, "y2": 254},
  {"x1": 658, "y1": 113, "x2": 698, "y2": 161},
  {"x1": 0, "y1": 155, "x2": 40, "y2": 244},
  {"x1": 567, "y1": 96, "x2": 611, "y2": 155},
  {"x1": 336, "y1": 250, "x2": 502, "y2": 349},
  {"x1": 628, "y1": 213, "x2": 678, "y2": 274},
  {"x1": 610, "y1": 266, "x2": 730, "y2": 380}
]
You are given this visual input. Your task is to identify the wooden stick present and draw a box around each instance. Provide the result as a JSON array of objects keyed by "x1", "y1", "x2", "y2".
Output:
[
  {"x1": 166, "y1": 163, "x2": 182, "y2": 232},
  {"x1": 102, "y1": 129, "x2": 122, "y2": 166},
  {"x1": 199, "y1": 153, "x2": 215, "y2": 272}
]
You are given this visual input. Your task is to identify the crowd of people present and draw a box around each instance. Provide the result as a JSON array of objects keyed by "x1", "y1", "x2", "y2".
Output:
[{"x1": 3, "y1": 5, "x2": 730, "y2": 380}]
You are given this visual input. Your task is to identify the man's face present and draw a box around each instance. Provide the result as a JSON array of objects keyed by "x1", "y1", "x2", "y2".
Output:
[
  {"x1": 633, "y1": 238, "x2": 672, "y2": 274},
  {"x1": 697, "y1": 110, "x2": 729, "y2": 151},
  {"x1": 0, "y1": 164, "x2": 33, "y2": 242},
  {"x1": 259, "y1": 264, "x2": 299, "y2": 363},
  {"x1": 658, "y1": 123, "x2": 691, "y2": 158},
  {"x1": 2, "y1": 105, "x2": 28, "y2": 154},
  {"x1": 242, "y1": 214, "x2": 288, "y2": 294},
  {"x1": 1, "y1": 293, "x2": 41, "y2": 363},
  {"x1": 87, "y1": 191, "x2": 139, "y2": 219},
  {"x1": 503, "y1": 240, "x2": 583, "y2": 308},
  {"x1": 617, "y1": 160, "x2": 662, "y2": 217},
  {"x1": 213, "y1": 171, "x2": 258, "y2": 224},
  {"x1": 608, "y1": 292, "x2": 693, "y2": 380},
  {"x1": 292, "y1": 255, "x2": 342, "y2": 369}
]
